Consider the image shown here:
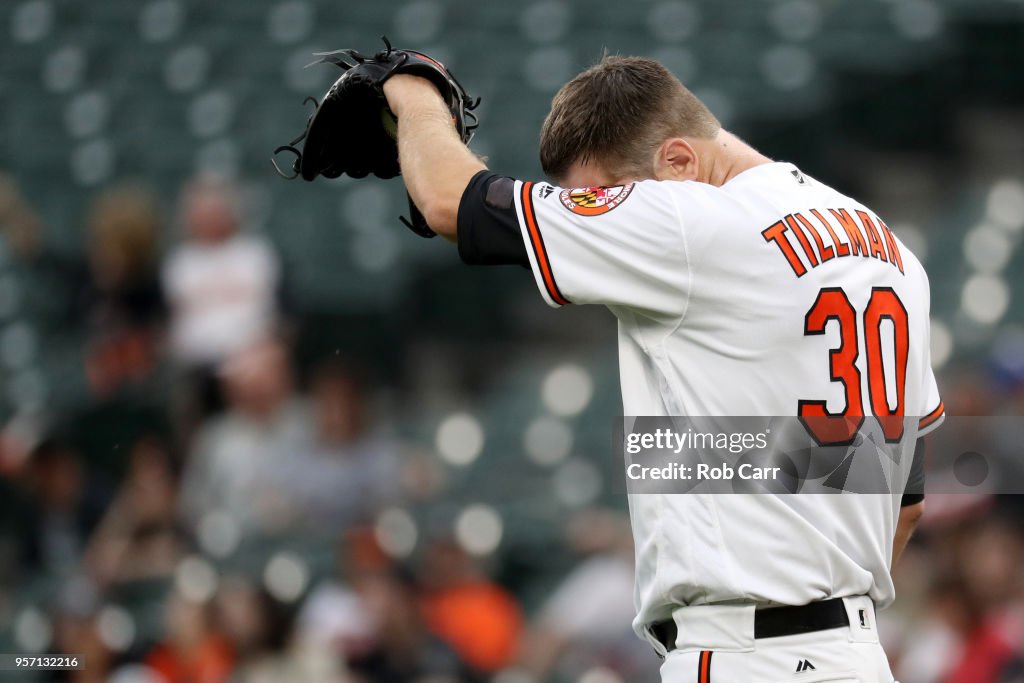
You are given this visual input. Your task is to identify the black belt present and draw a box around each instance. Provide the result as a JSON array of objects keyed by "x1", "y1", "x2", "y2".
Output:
[{"x1": 649, "y1": 598, "x2": 851, "y2": 652}]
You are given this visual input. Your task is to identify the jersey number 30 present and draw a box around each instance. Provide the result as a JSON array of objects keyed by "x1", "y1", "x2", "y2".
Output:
[{"x1": 799, "y1": 287, "x2": 908, "y2": 445}]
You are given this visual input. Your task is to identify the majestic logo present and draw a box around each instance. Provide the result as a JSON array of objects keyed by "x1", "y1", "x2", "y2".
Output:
[
  {"x1": 795, "y1": 659, "x2": 817, "y2": 673},
  {"x1": 559, "y1": 184, "x2": 634, "y2": 216}
]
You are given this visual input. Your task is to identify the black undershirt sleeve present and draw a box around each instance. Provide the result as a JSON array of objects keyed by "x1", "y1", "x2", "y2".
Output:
[
  {"x1": 901, "y1": 436, "x2": 926, "y2": 507},
  {"x1": 457, "y1": 170, "x2": 529, "y2": 267}
]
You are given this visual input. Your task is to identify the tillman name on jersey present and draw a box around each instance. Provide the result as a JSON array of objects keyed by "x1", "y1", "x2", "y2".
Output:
[{"x1": 761, "y1": 208, "x2": 904, "y2": 277}]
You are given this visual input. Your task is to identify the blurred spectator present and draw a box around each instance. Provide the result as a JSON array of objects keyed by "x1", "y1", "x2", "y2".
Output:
[
  {"x1": 216, "y1": 577, "x2": 346, "y2": 683},
  {"x1": 162, "y1": 173, "x2": 281, "y2": 420},
  {"x1": 891, "y1": 516, "x2": 1024, "y2": 683},
  {"x1": 82, "y1": 184, "x2": 166, "y2": 398},
  {"x1": 47, "y1": 589, "x2": 119, "y2": 683},
  {"x1": 269, "y1": 360, "x2": 403, "y2": 535},
  {"x1": 84, "y1": 435, "x2": 188, "y2": 587},
  {"x1": 419, "y1": 537, "x2": 523, "y2": 675},
  {"x1": 515, "y1": 509, "x2": 656, "y2": 683},
  {"x1": 17, "y1": 439, "x2": 107, "y2": 579},
  {"x1": 299, "y1": 529, "x2": 465, "y2": 683},
  {"x1": 349, "y1": 570, "x2": 465, "y2": 683},
  {"x1": 296, "y1": 529, "x2": 388, "y2": 665},
  {"x1": 179, "y1": 338, "x2": 312, "y2": 534},
  {"x1": 144, "y1": 590, "x2": 235, "y2": 683},
  {"x1": 944, "y1": 519, "x2": 1024, "y2": 683}
]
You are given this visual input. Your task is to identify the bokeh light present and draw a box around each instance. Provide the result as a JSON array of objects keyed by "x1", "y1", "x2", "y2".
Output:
[
  {"x1": 455, "y1": 503, "x2": 504, "y2": 556},
  {"x1": 197, "y1": 510, "x2": 242, "y2": 558},
  {"x1": 97, "y1": 605, "x2": 136, "y2": 652},
  {"x1": 436, "y1": 411, "x2": 485, "y2": 465},
  {"x1": 930, "y1": 318, "x2": 953, "y2": 369},
  {"x1": 521, "y1": 1, "x2": 570, "y2": 44},
  {"x1": 961, "y1": 274, "x2": 1010, "y2": 325},
  {"x1": 174, "y1": 556, "x2": 219, "y2": 603},
  {"x1": 13, "y1": 606, "x2": 51, "y2": 653},
  {"x1": 554, "y1": 458, "x2": 602, "y2": 508},
  {"x1": 524, "y1": 415, "x2": 573, "y2": 466},
  {"x1": 264, "y1": 552, "x2": 310, "y2": 602},
  {"x1": 138, "y1": 0, "x2": 184, "y2": 43},
  {"x1": 375, "y1": 506, "x2": 419, "y2": 558},
  {"x1": 647, "y1": 2, "x2": 700, "y2": 43},
  {"x1": 987, "y1": 178, "x2": 1024, "y2": 233},
  {"x1": 542, "y1": 364, "x2": 594, "y2": 417},
  {"x1": 11, "y1": 0, "x2": 54, "y2": 44},
  {"x1": 964, "y1": 224, "x2": 1013, "y2": 274}
]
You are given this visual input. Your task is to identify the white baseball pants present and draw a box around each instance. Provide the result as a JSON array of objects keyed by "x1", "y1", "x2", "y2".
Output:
[{"x1": 654, "y1": 596, "x2": 897, "y2": 683}]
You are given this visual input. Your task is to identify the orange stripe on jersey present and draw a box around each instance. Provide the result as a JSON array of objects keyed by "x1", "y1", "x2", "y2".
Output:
[
  {"x1": 829, "y1": 208, "x2": 869, "y2": 257},
  {"x1": 785, "y1": 214, "x2": 820, "y2": 266},
  {"x1": 520, "y1": 181, "x2": 570, "y2": 306},
  {"x1": 794, "y1": 212, "x2": 835, "y2": 262},
  {"x1": 762, "y1": 220, "x2": 807, "y2": 277},
  {"x1": 698, "y1": 650, "x2": 713, "y2": 683},
  {"x1": 919, "y1": 402, "x2": 945, "y2": 429}
]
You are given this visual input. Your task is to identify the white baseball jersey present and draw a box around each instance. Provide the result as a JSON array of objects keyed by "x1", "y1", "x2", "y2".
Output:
[{"x1": 507, "y1": 162, "x2": 944, "y2": 635}]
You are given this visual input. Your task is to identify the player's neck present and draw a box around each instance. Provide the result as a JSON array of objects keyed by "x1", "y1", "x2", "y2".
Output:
[{"x1": 697, "y1": 131, "x2": 773, "y2": 187}]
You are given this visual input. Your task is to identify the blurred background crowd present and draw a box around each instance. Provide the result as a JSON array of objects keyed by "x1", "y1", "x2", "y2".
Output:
[{"x1": 1, "y1": 0, "x2": 1023, "y2": 682}]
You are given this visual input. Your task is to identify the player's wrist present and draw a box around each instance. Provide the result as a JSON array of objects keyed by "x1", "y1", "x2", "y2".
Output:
[{"x1": 383, "y1": 74, "x2": 445, "y2": 118}]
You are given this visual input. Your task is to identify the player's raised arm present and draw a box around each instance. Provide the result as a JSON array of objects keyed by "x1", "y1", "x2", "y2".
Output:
[{"x1": 383, "y1": 74, "x2": 485, "y2": 241}]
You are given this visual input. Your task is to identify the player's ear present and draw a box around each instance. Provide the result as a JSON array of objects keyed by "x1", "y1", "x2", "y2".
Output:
[{"x1": 653, "y1": 138, "x2": 699, "y2": 182}]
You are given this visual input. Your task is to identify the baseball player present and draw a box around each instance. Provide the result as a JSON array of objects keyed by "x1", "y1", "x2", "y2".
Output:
[{"x1": 280, "y1": 51, "x2": 943, "y2": 683}]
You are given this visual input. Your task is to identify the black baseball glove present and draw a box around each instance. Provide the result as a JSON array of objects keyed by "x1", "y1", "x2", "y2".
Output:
[{"x1": 272, "y1": 37, "x2": 480, "y2": 238}]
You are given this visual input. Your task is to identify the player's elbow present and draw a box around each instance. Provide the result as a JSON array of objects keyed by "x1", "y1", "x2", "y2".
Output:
[
  {"x1": 900, "y1": 500, "x2": 925, "y2": 530},
  {"x1": 421, "y1": 197, "x2": 459, "y2": 242}
]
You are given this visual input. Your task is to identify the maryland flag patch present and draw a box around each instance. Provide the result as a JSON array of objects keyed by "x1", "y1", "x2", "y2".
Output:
[{"x1": 558, "y1": 184, "x2": 634, "y2": 216}]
